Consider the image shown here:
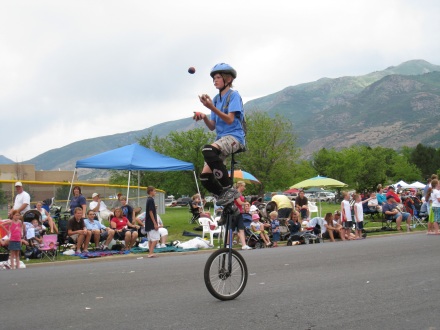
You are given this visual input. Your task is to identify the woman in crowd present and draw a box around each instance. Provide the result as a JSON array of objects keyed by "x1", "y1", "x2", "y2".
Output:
[
  {"x1": 36, "y1": 201, "x2": 58, "y2": 233},
  {"x1": 110, "y1": 207, "x2": 139, "y2": 251},
  {"x1": 69, "y1": 186, "x2": 87, "y2": 218},
  {"x1": 287, "y1": 210, "x2": 302, "y2": 236}
]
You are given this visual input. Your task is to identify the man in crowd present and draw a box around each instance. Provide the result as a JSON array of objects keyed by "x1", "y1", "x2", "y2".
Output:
[
  {"x1": 89, "y1": 193, "x2": 114, "y2": 222},
  {"x1": 8, "y1": 181, "x2": 30, "y2": 217},
  {"x1": 295, "y1": 190, "x2": 309, "y2": 220},
  {"x1": 68, "y1": 207, "x2": 92, "y2": 254},
  {"x1": 382, "y1": 195, "x2": 412, "y2": 232},
  {"x1": 84, "y1": 209, "x2": 115, "y2": 250},
  {"x1": 386, "y1": 185, "x2": 401, "y2": 203}
]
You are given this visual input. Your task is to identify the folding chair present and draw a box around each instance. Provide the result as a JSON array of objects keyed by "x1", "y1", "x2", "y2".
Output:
[{"x1": 40, "y1": 234, "x2": 58, "y2": 261}]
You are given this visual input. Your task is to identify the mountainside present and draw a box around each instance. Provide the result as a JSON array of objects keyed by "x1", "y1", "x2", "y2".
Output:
[
  {"x1": 0, "y1": 155, "x2": 13, "y2": 164},
  {"x1": 24, "y1": 59, "x2": 440, "y2": 173}
]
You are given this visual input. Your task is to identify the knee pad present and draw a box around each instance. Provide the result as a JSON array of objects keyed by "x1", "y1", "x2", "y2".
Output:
[
  {"x1": 200, "y1": 172, "x2": 223, "y2": 196},
  {"x1": 202, "y1": 145, "x2": 231, "y2": 187}
]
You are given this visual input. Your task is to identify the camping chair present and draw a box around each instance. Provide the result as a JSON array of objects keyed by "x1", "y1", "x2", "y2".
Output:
[
  {"x1": 198, "y1": 217, "x2": 222, "y2": 246},
  {"x1": 40, "y1": 234, "x2": 58, "y2": 261},
  {"x1": 188, "y1": 203, "x2": 201, "y2": 224}
]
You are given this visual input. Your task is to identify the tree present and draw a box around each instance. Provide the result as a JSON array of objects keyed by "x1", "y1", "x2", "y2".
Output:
[
  {"x1": 238, "y1": 112, "x2": 299, "y2": 194},
  {"x1": 55, "y1": 183, "x2": 71, "y2": 202},
  {"x1": 409, "y1": 143, "x2": 440, "y2": 179}
]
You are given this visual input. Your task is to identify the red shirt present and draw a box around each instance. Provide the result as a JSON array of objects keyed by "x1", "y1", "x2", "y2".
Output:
[
  {"x1": 386, "y1": 191, "x2": 401, "y2": 203},
  {"x1": 111, "y1": 217, "x2": 129, "y2": 230},
  {"x1": 234, "y1": 195, "x2": 245, "y2": 213}
]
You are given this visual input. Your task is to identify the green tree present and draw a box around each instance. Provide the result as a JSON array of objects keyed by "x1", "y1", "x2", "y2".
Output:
[
  {"x1": 55, "y1": 184, "x2": 71, "y2": 202},
  {"x1": 410, "y1": 143, "x2": 440, "y2": 179},
  {"x1": 238, "y1": 112, "x2": 299, "y2": 194}
]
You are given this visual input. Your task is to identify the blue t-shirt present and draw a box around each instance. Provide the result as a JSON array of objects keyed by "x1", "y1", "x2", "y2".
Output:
[
  {"x1": 271, "y1": 219, "x2": 280, "y2": 232},
  {"x1": 211, "y1": 90, "x2": 245, "y2": 145},
  {"x1": 70, "y1": 195, "x2": 86, "y2": 215},
  {"x1": 376, "y1": 193, "x2": 386, "y2": 205},
  {"x1": 121, "y1": 204, "x2": 134, "y2": 223}
]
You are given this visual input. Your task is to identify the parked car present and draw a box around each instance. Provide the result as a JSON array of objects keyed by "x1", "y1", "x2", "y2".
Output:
[
  {"x1": 165, "y1": 198, "x2": 177, "y2": 207},
  {"x1": 175, "y1": 197, "x2": 192, "y2": 206},
  {"x1": 312, "y1": 192, "x2": 335, "y2": 202}
]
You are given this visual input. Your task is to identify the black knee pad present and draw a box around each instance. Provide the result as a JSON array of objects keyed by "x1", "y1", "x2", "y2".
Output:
[
  {"x1": 202, "y1": 145, "x2": 231, "y2": 187},
  {"x1": 200, "y1": 172, "x2": 223, "y2": 195}
]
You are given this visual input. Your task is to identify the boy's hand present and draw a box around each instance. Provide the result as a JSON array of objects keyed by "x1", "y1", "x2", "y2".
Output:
[
  {"x1": 198, "y1": 94, "x2": 213, "y2": 108},
  {"x1": 193, "y1": 112, "x2": 205, "y2": 121}
]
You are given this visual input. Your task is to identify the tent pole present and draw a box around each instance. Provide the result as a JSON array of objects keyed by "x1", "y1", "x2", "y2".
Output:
[
  {"x1": 127, "y1": 170, "x2": 131, "y2": 201},
  {"x1": 66, "y1": 168, "x2": 77, "y2": 211},
  {"x1": 137, "y1": 170, "x2": 140, "y2": 207},
  {"x1": 193, "y1": 170, "x2": 201, "y2": 204}
]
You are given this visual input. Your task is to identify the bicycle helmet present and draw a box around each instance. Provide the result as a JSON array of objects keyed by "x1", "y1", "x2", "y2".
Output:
[{"x1": 210, "y1": 63, "x2": 237, "y2": 79}]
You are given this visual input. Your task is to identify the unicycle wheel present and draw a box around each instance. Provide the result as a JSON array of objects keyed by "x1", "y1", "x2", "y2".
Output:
[{"x1": 204, "y1": 248, "x2": 248, "y2": 301}]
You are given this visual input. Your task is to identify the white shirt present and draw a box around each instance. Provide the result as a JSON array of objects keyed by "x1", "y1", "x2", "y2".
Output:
[
  {"x1": 431, "y1": 189, "x2": 440, "y2": 208},
  {"x1": 354, "y1": 202, "x2": 364, "y2": 222},
  {"x1": 342, "y1": 200, "x2": 352, "y2": 221},
  {"x1": 89, "y1": 200, "x2": 110, "y2": 212},
  {"x1": 14, "y1": 191, "x2": 31, "y2": 215},
  {"x1": 308, "y1": 217, "x2": 327, "y2": 234}
]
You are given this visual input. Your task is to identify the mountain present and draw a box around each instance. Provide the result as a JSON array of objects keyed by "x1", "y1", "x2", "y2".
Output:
[
  {"x1": 0, "y1": 155, "x2": 14, "y2": 164},
  {"x1": 25, "y1": 59, "x2": 440, "y2": 173}
]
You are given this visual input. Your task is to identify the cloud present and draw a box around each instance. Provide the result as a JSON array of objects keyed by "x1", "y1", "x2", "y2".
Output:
[{"x1": 0, "y1": 0, "x2": 439, "y2": 160}]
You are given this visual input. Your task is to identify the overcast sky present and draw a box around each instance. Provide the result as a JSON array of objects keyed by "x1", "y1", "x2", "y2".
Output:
[{"x1": 1, "y1": 0, "x2": 439, "y2": 161}]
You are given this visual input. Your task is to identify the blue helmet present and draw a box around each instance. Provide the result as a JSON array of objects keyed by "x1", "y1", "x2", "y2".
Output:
[{"x1": 210, "y1": 63, "x2": 237, "y2": 79}]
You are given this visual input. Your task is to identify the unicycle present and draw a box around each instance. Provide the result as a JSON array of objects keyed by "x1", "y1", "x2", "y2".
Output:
[{"x1": 203, "y1": 151, "x2": 248, "y2": 301}]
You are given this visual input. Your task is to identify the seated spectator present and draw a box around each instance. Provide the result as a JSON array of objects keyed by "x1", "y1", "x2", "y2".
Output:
[
  {"x1": 84, "y1": 210, "x2": 115, "y2": 250},
  {"x1": 250, "y1": 213, "x2": 271, "y2": 247},
  {"x1": 35, "y1": 201, "x2": 58, "y2": 233},
  {"x1": 271, "y1": 193, "x2": 293, "y2": 219},
  {"x1": 25, "y1": 218, "x2": 46, "y2": 245},
  {"x1": 367, "y1": 193, "x2": 382, "y2": 213},
  {"x1": 120, "y1": 196, "x2": 135, "y2": 224},
  {"x1": 67, "y1": 207, "x2": 92, "y2": 254},
  {"x1": 287, "y1": 210, "x2": 301, "y2": 236},
  {"x1": 295, "y1": 190, "x2": 309, "y2": 220},
  {"x1": 332, "y1": 210, "x2": 354, "y2": 240},
  {"x1": 110, "y1": 207, "x2": 139, "y2": 251},
  {"x1": 269, "y1": 211, "x2": 280, "y2": 247},
  {"x1": 386, "y1": 185, "x2": 401, "y2": 203},
  {"x1": 242, "y1": 202, "x2": 252, "y2": 228},
  {"x1": 191, "y1": 194, "x2": 202, "y2": 215},
  {"x1": 137, "y1": 210, "x2": 168, "y2": 248},
  {"x1": 89, "y1": 193, "x2": 114, "y2": 222},
  {"x1": 323, "y1": 212, "x2": 345, "y2": 242},
  {"x1": 382, "y1": 195, "x2": 412, "y2": 232}
]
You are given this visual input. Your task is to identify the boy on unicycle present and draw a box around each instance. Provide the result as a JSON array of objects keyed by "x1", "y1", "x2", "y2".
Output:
[{"x1": 193, "y1": 63, "x2": 246, "y2": 207}]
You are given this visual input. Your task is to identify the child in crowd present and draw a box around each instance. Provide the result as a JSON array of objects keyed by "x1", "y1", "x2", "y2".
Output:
[
  {"x1": 27, "y1": 218, "x2": 46, "y2": 245},
  {"x1": 144, "y1": 186, "x2": 159, "y2": 258},
  {"x1": 269, "y1": 211, "x2": 280, "y2": 247},
  {"x1": 250, "y1": 213, "x2": 271, "y2": 247},
  {"x1": 353, "y1": 194, "x2": 373, "y2": 239},
  {"x1": 341, "y1": 191, "x2": 353, "y2": 240},
  {"x1": 3, "y1": 210, "x2": 24, "y2": 269}
]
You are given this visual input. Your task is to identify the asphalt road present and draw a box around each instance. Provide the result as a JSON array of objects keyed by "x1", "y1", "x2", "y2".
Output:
[{"x1": 1, "y1": 233, "x2": 439, "y2": 330}]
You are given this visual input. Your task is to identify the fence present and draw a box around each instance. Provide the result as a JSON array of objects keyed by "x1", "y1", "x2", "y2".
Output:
[{"x1": 0, "y1": 180, "x2": 166, "y2": 214}]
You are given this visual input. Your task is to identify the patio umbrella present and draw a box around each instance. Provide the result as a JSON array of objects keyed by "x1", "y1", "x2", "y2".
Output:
[
  {"x1": 290, "y1": 176, "x2": 347, "y2": 189},
  {"x1": 290, "y1": 176, "x2": 347, "y2": 217},
  {"x1": 229, "y1": 169, "x2": 260, "y2": 184}
]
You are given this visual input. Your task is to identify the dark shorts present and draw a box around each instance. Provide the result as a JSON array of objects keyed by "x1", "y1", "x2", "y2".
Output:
[
  {"x1": 231, "y1": 214, "x2": 245, "y2": 231},
  {"x1": 343, "y1": 221, "x2": 353, "y2": 229},
  {"x1": 322, "y1": 230, "x2": 340, "y2": 239},
  {"x1": 300, "y1": 209, "x2": 308, "y2": 219},
  {"x1": 278, "y1": 208, "x2": 293, "y2": 219},
  {"x1": 272, "y1": 232, "x2": 280, "y2": 242},
  {"x1": 100, "y1": 231, "x2": 109, "y2": 241},
  {"x1": 8, "y1": 241, "x2": 21, "y2": 251},
  {"x1": 356, "y1": 221, "x2": 364, "y2": 230}
]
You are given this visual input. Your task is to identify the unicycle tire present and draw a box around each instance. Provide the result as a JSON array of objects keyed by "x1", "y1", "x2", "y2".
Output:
[{"x1": 204, "y1": 248, "x2": 248, "y2": 301}]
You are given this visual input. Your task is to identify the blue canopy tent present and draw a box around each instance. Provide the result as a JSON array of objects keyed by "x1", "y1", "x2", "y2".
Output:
[{"x1": 67, "y1": 143, "x2": 197, "y2": 209}]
